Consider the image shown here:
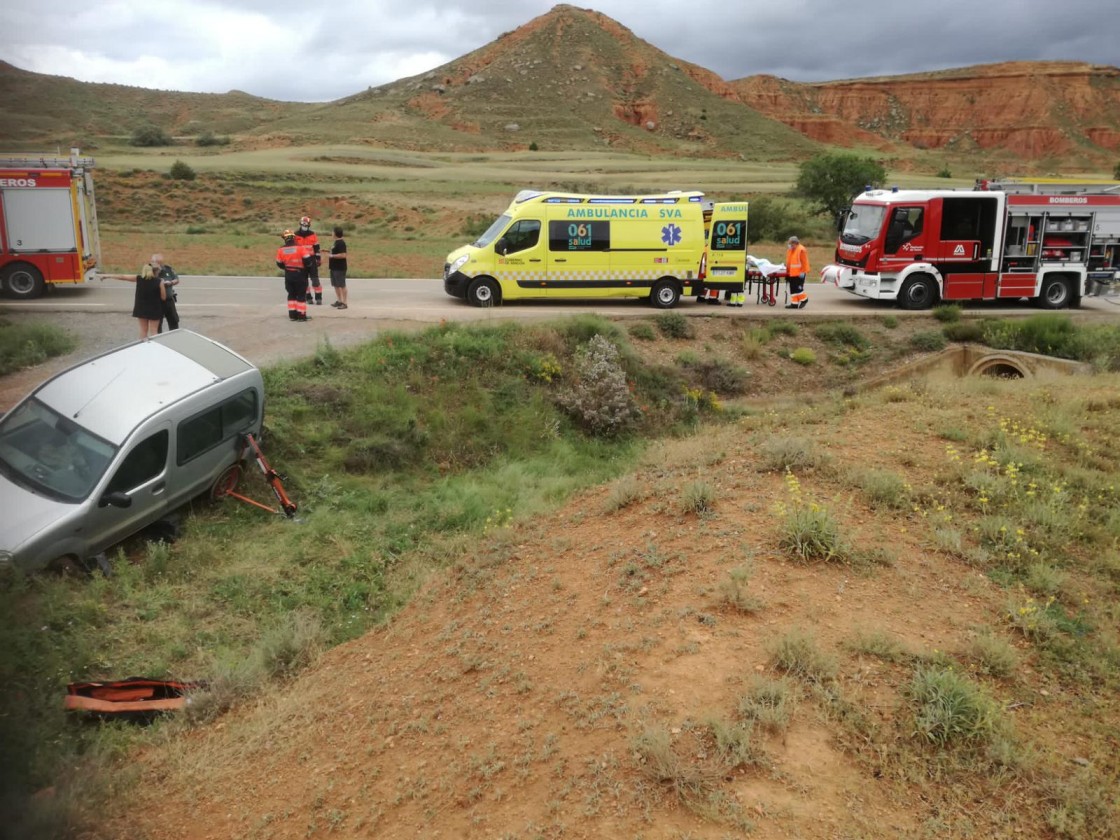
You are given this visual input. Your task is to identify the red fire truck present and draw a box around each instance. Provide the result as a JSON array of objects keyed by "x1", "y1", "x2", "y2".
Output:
[
  {"x1": 830, "y1": 179, "x2": 1120, "y2": 309},
  {"x1": 0, "y1": 149, "x2": 100, "y2": 299}
]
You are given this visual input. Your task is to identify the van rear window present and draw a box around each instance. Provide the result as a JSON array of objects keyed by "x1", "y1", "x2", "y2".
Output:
[{"x1": 177, "y1": 389, "x2": 259, "y2": 465}]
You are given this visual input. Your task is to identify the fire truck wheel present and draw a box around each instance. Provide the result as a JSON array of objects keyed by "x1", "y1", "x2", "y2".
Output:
[
  {"x1": 650, "y1": 278, "x2": 680, "y2": 309},
  {"x1": 898, "y1": 275, "x2": 938, "y2": 310},
  {"x1": 1037, "y1": 276, "x2": 1072, "y2": 310},
  {"x1": 467, "y1": 277, "x2": 501, "y2": 308},
  {"x1": 2, "y1": 262, "x2": 45, "y2": 299},
  {"x1": 210, "y1": 464, "x2": 242, "y2": 501}
]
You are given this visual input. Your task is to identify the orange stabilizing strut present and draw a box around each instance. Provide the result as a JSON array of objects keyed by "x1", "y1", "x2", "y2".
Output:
[{"x1": 221, "y1": 432, "x2": 298, "y2": 517}]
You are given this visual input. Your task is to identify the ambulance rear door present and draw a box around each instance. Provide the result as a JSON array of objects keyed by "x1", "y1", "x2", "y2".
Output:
[{"x1": 705, "y1": 202, "x2": 749, "y2": 290}]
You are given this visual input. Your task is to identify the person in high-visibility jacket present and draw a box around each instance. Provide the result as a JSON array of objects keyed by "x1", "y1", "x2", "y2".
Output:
[
  {"x1": 295, "y1": 215, "x2": 323, "y2": 305},
  {"x1": 785, "y1": 235, "x2": 810, "y2": 309},
  {"x1": 276, "y1": 230, "x2": 315, "y2": 321}
]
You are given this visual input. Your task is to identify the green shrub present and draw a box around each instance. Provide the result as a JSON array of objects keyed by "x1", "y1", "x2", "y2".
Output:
[
  {"x1": 790, "y1": 347, "x2": 816, "y2": 365},
  {"x1": 0, "y1": 320, "x2": 76, "y2": 376},
  {"x1": 185, "y1": 225, "x2": 208, "y2": 234},
  {"x1": 528, "y1": 141, "x2": 539, "y2": 151},
  {"x1": 628, "y1": 322, "x2": 656, "y2": 341},
  {"x1": 555, "y1": 335, "x2": 640, "y2": 437},
  {"x1": 719, "y1": 563, "x2": 763, "y2": 614},
  {"x1": 196, "y1": 131, "x2": 230, "y2": 147},
  {"x1": 169, "y1": 160, "x2": 196, "y2": 181},
  {"x1": 756, "y1": 436, "x2": 819, "y2": 472},
  {"x1": 943, "y1": 321, "x2": 985, "y2": 342},
  {"x1": 854, "y1": 468, "x2": 911, "y2": 509},
  {"x1": 967, "y1": 632, "x2": 1020, "y2": 678},
  {"x1": 879, "y1": 315, "x2": 899, "y2": 329},
  {"x1": 909, "y1": 330, "x2": 947, "y2": 352},
  {"x1": 768, "y1": 320, "x2": 798, "y2": 337},
  {"x1": 936, "y1": 167, "x2": 953, "y2": 178},
  {"x1": 909, "y1": 666, "x2": 1001, "y2": 747},
  {"x1": 738, "y1": 675, "x2": 795, "y2": 732},
  {"x1": 767, "y1": 630, "x2": 837, "y2": 683},
  {"x1": 779, "y1": 504, "x2": 847, "y2": 563},
  {"x1": 130, "y1": 125, "x2": 172, "y2": 147},
  {"x1": 689, "y1": 359, "x2": 749, "y2": 395},
  {"x1": 933, "y1": 304, "x2": 962, "y2": 323},
  {"x1": 814, "y1": 322, "x2": 870, "y2": 350},
  {"x1": 681, "y1": 481, "x2": 715, "y2": 515},
  {"x1": 655, "y1": 312, "x2": 694, "y2": 339}
]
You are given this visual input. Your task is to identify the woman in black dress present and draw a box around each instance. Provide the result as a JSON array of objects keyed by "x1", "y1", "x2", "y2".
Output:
[{"x1": 111, "y1": 258, "x2": 166, "y2": 339}]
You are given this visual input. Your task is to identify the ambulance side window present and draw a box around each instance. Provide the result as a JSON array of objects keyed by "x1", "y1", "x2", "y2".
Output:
[{"x1": 498, "y1": 220, "x2": 541, "y2": 255}]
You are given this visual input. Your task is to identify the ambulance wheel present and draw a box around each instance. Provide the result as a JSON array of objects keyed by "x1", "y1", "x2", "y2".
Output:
[
  {"x1": 467, "y1": 277, "x2": 500, "y2": 307},
  {"x1": 2, "y1": 262, "x2": 45, "y2": 299},
  {"x1": 210, "y1": 464, "x2": 242, "y2": 501},
  {"x1": 1037, "y1": 276, "x2": 1072, "y2": 310},
  {"x1": 650, "y1": 279, "x2": 680, "y2": 309},
  {"x1": 897, "y1": 274, "x2": 937, "y2": 310}
]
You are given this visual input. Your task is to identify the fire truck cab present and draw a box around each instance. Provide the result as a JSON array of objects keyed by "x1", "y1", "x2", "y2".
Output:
[
  {"x1": 834, "y1": 180, "x2": 1120, "y2": 309},
  {"x1": 0, "y1": 149, "x2": 100, "y2": 300}
]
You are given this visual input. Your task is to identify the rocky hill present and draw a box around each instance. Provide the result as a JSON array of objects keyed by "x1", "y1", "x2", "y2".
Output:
[
  {"x1": 733, "y1": 61, "x2": 1120, "y2": 169},
  {"x1": 1, "y1": 5, "x2": 1118, "y2": 168},
  {"x1": 0, "y1": 60, "x2": 316, "y2": 146}
]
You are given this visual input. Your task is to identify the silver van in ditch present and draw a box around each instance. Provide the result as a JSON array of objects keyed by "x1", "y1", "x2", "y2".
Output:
[{"x1": 0, "y1": 330, "x2": 264, "y2": 573}]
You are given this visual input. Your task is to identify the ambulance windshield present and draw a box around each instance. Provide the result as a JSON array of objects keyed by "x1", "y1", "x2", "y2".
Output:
[
  {"x1": 473, "y1": 214, "x2": 512, "y2": 248},
  {"x1": 841, "y1": 203, "x2": 887, "y2": 245}
]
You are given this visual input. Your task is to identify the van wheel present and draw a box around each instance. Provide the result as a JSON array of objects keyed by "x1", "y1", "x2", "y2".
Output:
[
  {"x1": 467, "y1": 277, "x2": 500, "y2": 307},
  {"x1": 210, "y1": 464, "x2": 242, "y2": 501},
  {"x1": 1037, "y1": 276, "x2": 1072, "y2": 309},
  {"x1": 898, "y1": 274, "x2": 938, "y2": 310},
  {"x1": 650, "y1": 279, "x2": 680, "y2": 309},
  {"x1": 2, "y1": 263, "x2": 45, "y2": 299}
]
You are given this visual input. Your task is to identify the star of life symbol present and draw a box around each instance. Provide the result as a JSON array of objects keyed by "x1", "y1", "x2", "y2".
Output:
[
  {"x1": 953, "y1": 244, "x2": 966, "y2": 256},
  {"x1": 661, "y1": 224, "x2": 682, "y2": 246}
]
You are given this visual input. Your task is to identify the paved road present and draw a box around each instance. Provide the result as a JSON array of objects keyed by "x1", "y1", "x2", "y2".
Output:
[
  {"x1": 2, "y1": 275, "x2": 1117, "y2": 411},
  {"x1": 5, "y1": 274, "x2": 1119, "y2": 321}
]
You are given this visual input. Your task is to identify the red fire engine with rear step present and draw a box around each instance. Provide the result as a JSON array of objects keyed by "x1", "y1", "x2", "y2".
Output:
[
  {"x1": 0, "y1": 149, "x2": 100, "y2": 299},
  {"x1": 827, "y1": 179, "x2": 1120, "y2": 309}
]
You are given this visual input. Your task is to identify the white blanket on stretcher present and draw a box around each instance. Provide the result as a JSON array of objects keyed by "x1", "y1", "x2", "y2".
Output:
[{"x1": 746, "y1": 256, "x2": 784, "y2": 277}]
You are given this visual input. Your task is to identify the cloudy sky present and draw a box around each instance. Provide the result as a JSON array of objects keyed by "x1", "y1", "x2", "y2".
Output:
[{"x1": 3, "y1": 1, "x2": 1115, "y2": 102}]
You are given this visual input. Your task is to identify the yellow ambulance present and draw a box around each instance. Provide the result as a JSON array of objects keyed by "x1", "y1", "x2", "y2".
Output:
[{"x1": 443, "y1": 190, "x2": 748, "y2": 308}]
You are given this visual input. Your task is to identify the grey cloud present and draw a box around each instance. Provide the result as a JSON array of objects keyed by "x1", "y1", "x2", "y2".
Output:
[{"x1": 2, "y1": 0, "x2": 1116, "y2": 102}]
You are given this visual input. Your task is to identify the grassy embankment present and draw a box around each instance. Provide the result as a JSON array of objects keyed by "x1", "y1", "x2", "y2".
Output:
[{"x1": 2, "y1": 311, "x2": 1119, "y2": 838}]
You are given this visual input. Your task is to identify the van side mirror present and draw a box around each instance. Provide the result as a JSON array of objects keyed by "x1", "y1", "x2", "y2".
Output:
[
  {"x1": 98, "y1": 491, "x2": 133, "y2": 509},
  {"x1": 495, "y1": 237, "x2": 509, "y2": 256}
]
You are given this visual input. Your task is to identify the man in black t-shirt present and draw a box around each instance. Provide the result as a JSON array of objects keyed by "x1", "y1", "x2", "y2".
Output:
[{"x1": 329, "y1": 226, "x2": 348, "y2": 309}]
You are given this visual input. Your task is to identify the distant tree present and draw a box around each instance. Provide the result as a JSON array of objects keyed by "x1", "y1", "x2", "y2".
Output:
[
  {"x1": 744, "y1": 196, "x2": 810, "y2": 243},
  {"x1": 130, "y1": 125, "x2": 173, "y2": 147},
  {"x1": 1114, "y1": 160, "x2": 1120, "y2": 180},
  {"x1": 528, "y1": 141, "x2": 539, "y2": 151},
  {"x1": 169, "y1": 160, "x2": 196, "y2": 181},
  {"x1": 795, "y1": 153, "x2": 886, "y2": 220},
  {"x1": 936, "y1": 166, "x2": 953, "y2": 179}
]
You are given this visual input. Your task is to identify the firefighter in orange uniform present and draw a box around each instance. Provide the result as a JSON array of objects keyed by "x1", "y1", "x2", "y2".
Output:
[
  {"x1": 276, "y1": 230, "x2": 315, "y2": 321},
  {"x1": 295, "y1": 215, "x2": 323, "y2": 305},
  {"x1": 785, "y1": 235, "x2": 810, "y2": 309}
]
